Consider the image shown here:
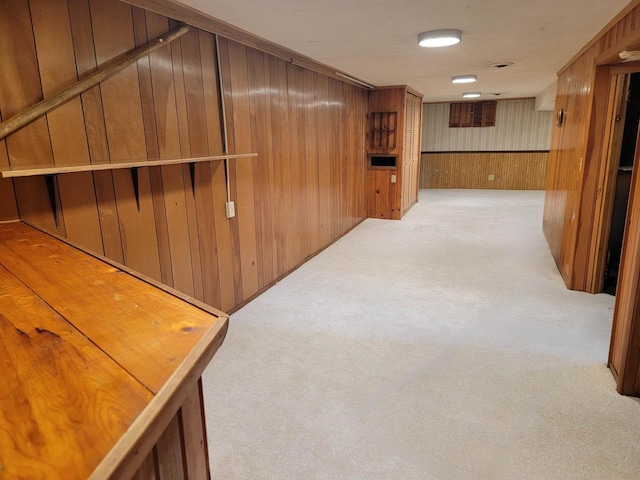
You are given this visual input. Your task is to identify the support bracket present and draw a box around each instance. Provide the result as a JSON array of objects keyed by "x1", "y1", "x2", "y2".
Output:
[
  {"x1": 44, "y1": 174, "x2": 60, "y2": 229},
  {"x1": 130, "y1": 167, "x2": 140, "y2": 212}
]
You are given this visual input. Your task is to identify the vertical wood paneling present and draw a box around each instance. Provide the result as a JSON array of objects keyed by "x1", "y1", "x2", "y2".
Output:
[
  {"x1": 91, "y1": 0, "x2": 162, "y2": 280},
  {"x1": 68, "y1": 0, "x2": 111, "y2": 166},
  {"x1": 421, "y1": 152, "x2": 549, "y2": 190},
  {"x1": 216, "y1": 38, "x2": 367, "y2": 305},
  {"x1": 544, "y1": 1, "x2": 640, "y2": 292},
  {"x1": 287, "y1": 64, "x2": 306, "y2": 264},
  {"x1": 247, "y1": 49, "x2": 277, "y2": 289},
  {"x1": 155, "y1": 416, "x2": 185, "y2": 480},
  {"x1": 0, "y1": 0, "x2": 60, "y2": 233},
  {"x1": 1, "y1": 0, "x2": 368, "y2": 316},
  {"x1": 225, "y1": 41, "x2": 260, "y2": 300},
  {"x1": 210, "y1": 159, "x2": 237, "y2": 311},
  {"x1": 216, "y1": 38, "x2": 244, "y2": 305},
  {"x1": 304, "y1": 68, "x2": 321, "y2": 255},
  {"x1": 132, "y1": 8, "x2": 176, "y2": 287},
  {"x1": 0, "y1": 115, "x2": 18, "y2": 222},
  {"x1": 181, "y1": 27, "x2": 212, "y2": 302},
  {"x1": 316, "y1": 74, "x2": 332, "y2": 247},
  {"x1": 197, "y1": 31, "x2": 224, "y2": 307},
  {"x1": 329, "y1": 79, "x2": 342, "y2": 239},
  {"x1": 68, "y1": 0, "x2": 123, "y2": 262},
  {"x1": 270, "y1": 55, "x2": 295, "y2": 277},
  {"x1": 179, "y1": 381, "x2": 210, "y2": 480},
  {"x1": 30, "y1": 0, "x2": 103, "y2": 254},
  {"x1": 543, "y1": 1, "x2": 640, "y2": 393},
  {"x1": 132, "y1": 453, "x2": 157, "y2": 480}
]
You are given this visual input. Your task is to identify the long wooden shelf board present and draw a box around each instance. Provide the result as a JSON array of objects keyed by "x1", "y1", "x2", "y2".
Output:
[
  {"x1": 0, "y1": 222, "x2": 227, "y2": 393},
  {"x1": 0, "y1": 263, "x2": 154, "y2": 479},
  {"x1": 1, "y1": 153, "x2": 258, "y2": 178},
  {"x1": 0, "y1": 221, "x2": 229, "y2": 479}
]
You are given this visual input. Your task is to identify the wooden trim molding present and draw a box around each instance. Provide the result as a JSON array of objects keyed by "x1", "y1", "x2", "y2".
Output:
[
  {"x1": 422, "y1": 96, "x2": 535, "y2": 105},
  {"x1": 596, "y1": 28, "x2": 640, "y2": 66},
  {"x1": 559, "y1": 0, "x2": 640, "y2": 74},
  {"x1": 120, "y1": 0, "x2": 375, "y2": 89},
  {"x1": 422, "y1": 150, "x2": 550, "y2": 154}
]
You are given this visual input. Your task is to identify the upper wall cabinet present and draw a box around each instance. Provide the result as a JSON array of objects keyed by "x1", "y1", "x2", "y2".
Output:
[
  {"x1": 366, "y1": 86, "x2": 423, "y2": 220},
  {"x1": 449, "y1": 101, "x2": 496, "y2": 128}
]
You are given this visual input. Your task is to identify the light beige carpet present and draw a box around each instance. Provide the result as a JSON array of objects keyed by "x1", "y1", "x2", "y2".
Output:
[{"x1": 202, "y1": 189, "x2": 640, "y2": 479}]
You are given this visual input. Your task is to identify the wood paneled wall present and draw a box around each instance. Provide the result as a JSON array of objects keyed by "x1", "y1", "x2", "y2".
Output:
[
  {"x1": 0, "y1": 0, "x2": 367, "y2": 313},
  {"x1": 543, "y1": 0, "x2": 640, "y2": 290},
  {"x1": 421, "y1": 152, "x2": 548, "y2": 190},
  {"x1": 217, "y1": 38, "x2": 367, "y2": 308}
]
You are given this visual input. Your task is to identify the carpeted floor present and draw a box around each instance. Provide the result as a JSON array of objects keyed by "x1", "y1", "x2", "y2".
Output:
[{"x1": 202, "y1": 189, "x2": 640, "y2": 479}]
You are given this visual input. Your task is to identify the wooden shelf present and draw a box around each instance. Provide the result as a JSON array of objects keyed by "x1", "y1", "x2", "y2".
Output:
[
  {"x1": 0, "y1": 221, "x2": 228, "y2": 479},
  {"x1": 1, "y1": 153, "x2": 258, "y2": 178},
  {"x1": 369, "y1": 111, "x2": 397, "y2": 149}
]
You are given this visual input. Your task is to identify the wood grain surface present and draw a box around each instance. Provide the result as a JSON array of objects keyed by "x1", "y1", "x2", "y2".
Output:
[
  {"x1": 0, "y1": 222, "x2": 223, "y2": 394},
  {"x1": 543, "y1": 1, "x2": 640, "y2": 290},
  {"x1": 0, "y1": 263, "x2": 152, "y2": 479},
  {"x1": 0, "y1": 0, "x2": 368, "y2": 315},
  {"x1": 366, "y1": 87, "x2": 422, "y2": 220},
  {"x1": 0, "y1": 221, "x2": 228, "y2": 479},
  {"x1": 421, "y1": 151, "x2": 549, "y2": 190}
]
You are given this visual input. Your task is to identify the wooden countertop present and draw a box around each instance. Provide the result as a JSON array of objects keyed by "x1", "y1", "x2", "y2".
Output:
[{"x1": 0, "y1": 221, "x2": 228, "y2": 479}]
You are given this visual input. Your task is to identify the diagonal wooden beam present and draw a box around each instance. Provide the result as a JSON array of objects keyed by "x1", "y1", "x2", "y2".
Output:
[{"x1": 0, "y1": 24, "x2": 189, "y2": 140}]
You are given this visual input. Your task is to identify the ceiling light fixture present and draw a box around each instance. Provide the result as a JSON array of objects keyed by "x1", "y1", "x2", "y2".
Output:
[
  {"x1": 462, "y1": 92, "x2": 481, "y2": 98},
  {"x1": 451, "y1": 74, "x2": 477, "y2": 84},
  {"x1": 418, "y1": 29, "x2": 462, "y2": 48}
]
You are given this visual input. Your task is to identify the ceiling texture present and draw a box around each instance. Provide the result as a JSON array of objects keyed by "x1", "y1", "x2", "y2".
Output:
[{"x1": 181, "y1": 0, "x2": 629, "y2": 103}]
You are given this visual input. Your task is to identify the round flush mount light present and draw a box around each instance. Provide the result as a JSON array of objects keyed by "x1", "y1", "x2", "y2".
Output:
[
  {"x1": 462, "y1": 92, "x2": 481, "y2": 98},
  {"x1": 451, "y1": 74, "x2": 477, "y2": 84},
  {"x1": 418, "y1": 29, "x2": 462, "y2": 47}
]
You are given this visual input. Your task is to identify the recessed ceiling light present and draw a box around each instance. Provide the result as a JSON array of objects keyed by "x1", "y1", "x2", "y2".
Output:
[
  {"x1": 418, "y1": 29, "x2": 462, "y2": 48},
  {"x1": 462, "y1": 92, "x2": 481, "y2": 98},
  {"x1": 491, "y1": 62, "x2": 514, "y2": 68},
  {"x1": 451, "y1": 74, "x2": 477, "y2": 84}
]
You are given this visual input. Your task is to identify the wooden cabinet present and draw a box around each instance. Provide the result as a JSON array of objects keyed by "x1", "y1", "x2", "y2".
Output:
[
  {"x1": 449, "y1": 101, "x2": 497, "y2": 128},
  {"x1": 366, "y1": 86, "x2": 423, "y2": 220}
]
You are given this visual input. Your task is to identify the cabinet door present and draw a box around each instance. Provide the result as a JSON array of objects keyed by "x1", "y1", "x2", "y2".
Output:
[{"x1": 403, "y1": 93, "x2": 422, "y2": 211}]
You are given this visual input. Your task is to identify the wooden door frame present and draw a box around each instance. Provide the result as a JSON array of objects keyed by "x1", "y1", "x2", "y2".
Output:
[
  {"x1": 609, "y1": 117, "x2": 640, "y2": 395},
  {"x1": 586, "y1": 72, "x2": 629, "y2": 292},
  {"x1": 585, "y1": 62, "x2": 640, "y2": 293}
]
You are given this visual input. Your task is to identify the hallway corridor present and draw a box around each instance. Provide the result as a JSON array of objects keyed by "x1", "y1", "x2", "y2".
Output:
[{"x1": 203, "y1": 190, "x2": 640, "y2": 479}]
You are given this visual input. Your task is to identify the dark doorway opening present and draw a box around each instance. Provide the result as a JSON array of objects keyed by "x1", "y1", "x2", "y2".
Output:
[{"x1": 603, "y1": 72, "x2": 640, "y2": 294}]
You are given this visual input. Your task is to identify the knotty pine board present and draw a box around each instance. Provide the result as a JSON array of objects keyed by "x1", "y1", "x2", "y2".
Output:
[
  {"x1": 420, "y1": 152, "x2": 549, "y2": 190},
  {"x1": 0, "y1": 221, "x2": 227, "y2": 479}
]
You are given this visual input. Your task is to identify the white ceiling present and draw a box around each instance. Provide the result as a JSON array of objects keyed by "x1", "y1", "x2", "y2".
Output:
[{"x1": 181, "y1": 0, "x2": 629, "y2": 102}]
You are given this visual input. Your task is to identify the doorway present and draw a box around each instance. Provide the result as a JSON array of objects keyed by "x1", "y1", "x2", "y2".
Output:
[{"x1": 603, "y1": 72, "x2": 640, "y2": 294}]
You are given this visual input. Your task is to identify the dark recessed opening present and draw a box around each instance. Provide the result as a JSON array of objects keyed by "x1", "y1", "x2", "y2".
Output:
[{"x1": 369, "y1": 155, "x2": 397, "y2": 168}]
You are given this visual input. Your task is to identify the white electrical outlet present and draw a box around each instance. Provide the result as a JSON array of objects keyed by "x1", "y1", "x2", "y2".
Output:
[
  {"x1": 225, "y1": 201, "x2": 235, "y2": 218},
  {"x1": 488, "y1": 174, "x2": 495, "y2": 181},
  {"x1": 391, "y1": 174, "x2": 397, "y2": 183}
]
